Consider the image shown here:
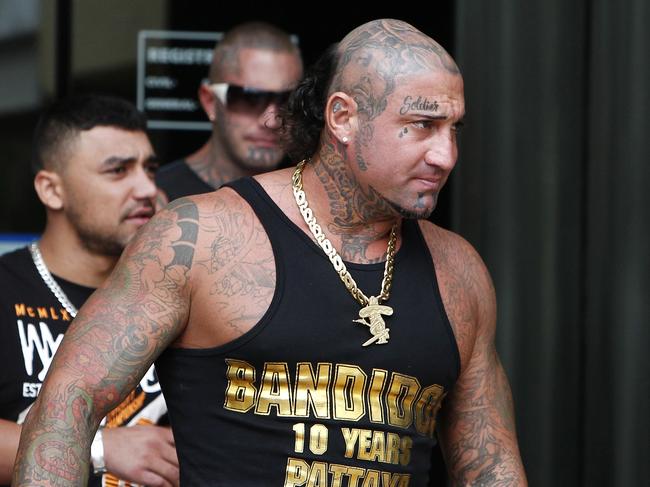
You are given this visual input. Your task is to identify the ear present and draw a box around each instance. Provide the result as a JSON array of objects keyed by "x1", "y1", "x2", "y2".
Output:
[
  {"x1": 325, "y1": 92, "x2": 357, "y2": 145},
  {"x1": 198, "y1": 81, "x2": 217, "y2": 122},
  {"x1": 34, "y1": 170, "x2": 64, "y2": 211}
]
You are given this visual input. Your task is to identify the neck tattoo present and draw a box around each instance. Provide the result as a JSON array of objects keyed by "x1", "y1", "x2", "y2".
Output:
[
  {"x1": 291, "y1": 160, "x2": 398, "y2": 347},
  {"x1": 29, "y1": 242, "x2": 78, "y2": 317}
]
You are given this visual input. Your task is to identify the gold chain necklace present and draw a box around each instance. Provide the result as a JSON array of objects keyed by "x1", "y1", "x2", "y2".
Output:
[{"x1": 291, "y1": 160, "x2": 398, "y2": 346}]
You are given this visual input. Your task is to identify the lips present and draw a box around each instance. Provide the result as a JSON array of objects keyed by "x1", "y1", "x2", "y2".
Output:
[
  {"x1": 247, "y1": 136, "x2": 279, "y2": 148},
  {"x1": 124, "y1": 207, "x2": 154, "y2": 225},
  {"x1": 413, "y1": 177, "x2": 443, "y2": 191}
]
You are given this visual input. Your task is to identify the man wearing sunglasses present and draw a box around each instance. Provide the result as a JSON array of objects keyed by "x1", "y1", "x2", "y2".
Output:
[{"x1": 156, "y1": 21, "x2": 303, "y2": 204}]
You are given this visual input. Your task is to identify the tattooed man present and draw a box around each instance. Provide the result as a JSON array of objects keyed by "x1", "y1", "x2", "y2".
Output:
[
  {"x1": 14, "y1": 20, "x2": 527, "y2": 486},
  {"x1": 2, "y1": 95, "x2": 178, "y2": 487},
  {"x1": 156, "y1": 21, "x2": 303, "y2": 204}
]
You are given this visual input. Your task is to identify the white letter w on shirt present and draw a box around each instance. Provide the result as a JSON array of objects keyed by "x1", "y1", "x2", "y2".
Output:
[{"x1": 17, "y1": 320, "x2": 64, "y2": 381}]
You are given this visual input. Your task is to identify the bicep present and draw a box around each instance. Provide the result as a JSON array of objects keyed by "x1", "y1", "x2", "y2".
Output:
[{"x1": 44, "y1": 198, "x2": 198, "y2": 420}]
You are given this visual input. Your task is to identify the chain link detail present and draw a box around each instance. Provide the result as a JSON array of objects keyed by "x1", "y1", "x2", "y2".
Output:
[
  {"x1": 291, "y1": 160, "x2": 397, "y2": 307},
  {"x1": 29, "y1": 242, "x2": 78, "y2": 318}
]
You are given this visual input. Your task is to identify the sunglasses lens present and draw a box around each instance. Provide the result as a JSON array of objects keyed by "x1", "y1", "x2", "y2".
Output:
[{"x1": 225, "y1": 85, "x2": 291, "y2": 113}]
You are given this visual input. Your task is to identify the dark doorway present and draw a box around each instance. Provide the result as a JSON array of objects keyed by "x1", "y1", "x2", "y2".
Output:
[{"x1": 162, "y1": 4, "x2": 457, "y2": 227}]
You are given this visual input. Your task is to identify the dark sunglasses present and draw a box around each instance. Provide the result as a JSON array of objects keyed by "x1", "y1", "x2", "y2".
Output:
[{"x1": 210, "y1": 83, "x2": 292, "y2": 114}]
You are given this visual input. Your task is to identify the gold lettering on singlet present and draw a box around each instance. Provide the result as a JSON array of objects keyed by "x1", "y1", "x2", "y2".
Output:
[
  {"x1": 283, "y1": 457, "x2": 412, "y2": 487},
  {"x1": 363, "y1": 470, "x2": 381, "y2": 487},
  {"x1": 343, "y1": 465, "x2": 365, "y2": 486},
  {"x1": 329, "y1": 463, "x2": 347, "y2": 486},
  {"x1": 356, "y1": 429, "x2": 374, "y2": 461},
  {"x1": 284, "y1": 458, "x2": 328, "y2": 486},
  {"x1": 413, "y1": 384, "x2": 445, "y2": 437},
  {"x1": 399, "y1": 436, "x2": 413, "y2": 466},
  {"x1": 256, "y1": 362, "x2": 293, "y2": 416},
  {"x1": 368, "y1": 370, "x2": 387, "y2": 424},
  {"x1": 293, "y1": 362, "x2": 331, "y2": 419},
  {"x1": 284, "y1": 457, "x2": 310, "y2": 486},
  {"x1": 333, "y1": 365, "x2": 366, "y2": 421},
  {"x1": 224, "y1": 358, "x2": 448, "y2": 439},
  {"x1": 382, "y1": 471, "x2": 411, "y2": 487},
  {"x1": 386, "y1": 433, "x2": 402, "y2": 465},
  {"x1": 309, "y1": 461, "x2": 328, "y2": 486},
  {"x1": 340, "y1": 428, "x2": 413, "y2": 467},
  {"x1": 341, "y1": 428, "x2": 360, "y2": 459},
  {"x1": 386, "y1": 374, "x2": 420, "y2": 429},
  {"x1": 368, "y1": 430, "x2": 387, "y2": 463},
  {"x1": 224, "y1": 359, "x2": 256, "y2": 412}
]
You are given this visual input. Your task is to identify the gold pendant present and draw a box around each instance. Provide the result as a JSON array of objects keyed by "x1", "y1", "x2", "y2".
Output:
[{"x1": 353, "y1": 296, "x2": 393, "y2": 346}]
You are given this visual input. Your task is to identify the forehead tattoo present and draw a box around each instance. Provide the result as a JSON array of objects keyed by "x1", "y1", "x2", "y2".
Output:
[{"x1": 332, "y1": 19, "x2": 459, "y2": 121}]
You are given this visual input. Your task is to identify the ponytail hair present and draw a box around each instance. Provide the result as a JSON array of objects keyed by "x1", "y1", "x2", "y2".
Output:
[{"x1": 279, "y1": 43, "x2": 339, "y2": 162}]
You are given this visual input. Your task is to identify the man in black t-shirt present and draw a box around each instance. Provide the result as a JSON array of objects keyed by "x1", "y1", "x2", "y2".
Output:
[
  {"x1": 155, "y1": 21, "x2": 303, "y2": 203},
  {"x1": 0, "y1": 95, "x2": 178, "y2": 487}
]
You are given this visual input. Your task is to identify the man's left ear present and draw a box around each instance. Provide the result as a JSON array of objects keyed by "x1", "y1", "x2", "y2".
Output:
[
  {"x1": 34, "y1": 170, "x2": 64, "y2": 210},
  {"x1": 325, "y1": 92, "x2": 357, "y2": 145}
]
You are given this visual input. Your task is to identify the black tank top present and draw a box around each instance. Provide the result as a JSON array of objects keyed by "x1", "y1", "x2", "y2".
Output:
[{"x1": 156, "y1": 178, "x2": 460, "y2": 486}]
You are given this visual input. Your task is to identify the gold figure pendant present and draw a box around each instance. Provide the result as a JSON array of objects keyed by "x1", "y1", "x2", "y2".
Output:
[{"x1": 353, "y1": 296, "x2": 393, "y2": 347}]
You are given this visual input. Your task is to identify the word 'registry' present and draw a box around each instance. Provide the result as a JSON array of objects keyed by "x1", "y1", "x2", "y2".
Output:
[{"x1": 224, "y1": 359, "x2": 446, "y2": 437}]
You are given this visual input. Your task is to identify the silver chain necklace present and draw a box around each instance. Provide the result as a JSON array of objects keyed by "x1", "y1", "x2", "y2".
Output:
[{"x1": 29, "y1": 242, "x2": 78, "y2": 318}]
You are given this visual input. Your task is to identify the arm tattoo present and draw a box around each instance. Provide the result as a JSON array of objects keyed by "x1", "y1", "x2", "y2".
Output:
[
  {"x1": 195, "y1": 197, "x2": 276, "y2": 337},
  {"x1": 13, "y1": 199, "x2": 199, "y2": 486},
  {"x1": 167, "y1": 198, "x2": 199, "y2": 268},
  {"x1": 443, "y1": 345, "x2": 524, "y2": 486},
  {"x1": 424, "y1": 227, "x2": 525, "y2": 485}
]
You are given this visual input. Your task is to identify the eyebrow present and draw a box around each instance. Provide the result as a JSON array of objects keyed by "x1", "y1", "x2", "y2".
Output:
[
  {"x1": 100, "y1": 154, "x2": 159, "y2": 168},
  {"x1": 408, "y1": 113, "x2": 466, "y2": 124},
  {"x1": 418, "y1": 114, "x2": 449, "y2": 120}
]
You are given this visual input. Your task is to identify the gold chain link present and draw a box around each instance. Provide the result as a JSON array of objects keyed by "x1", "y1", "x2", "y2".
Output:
[{"x1": 291, "y1": 160, "x2": 397, "y2": 307}]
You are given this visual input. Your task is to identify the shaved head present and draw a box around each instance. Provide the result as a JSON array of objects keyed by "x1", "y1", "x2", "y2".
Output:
[
  {"x1": 280, "y1": 19, "x2": 463, "y2": 165},
  {"x1": 331, "y1": 19, "x2": 460, "y2": 121},
  {"x1": 209, "y1": 22, "x2": 301, "y2": 82}
]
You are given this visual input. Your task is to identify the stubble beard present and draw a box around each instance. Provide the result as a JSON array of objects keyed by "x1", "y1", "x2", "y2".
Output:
[
  {"x1": 76, "y1": 227, "x2": 126, "y2": 257},
  {"x1": 386, "y1": 192, "x2": 438, "y2": 220},
  {"x1": 67, "y1": 208, "x2": 128, "y2": 257}
]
